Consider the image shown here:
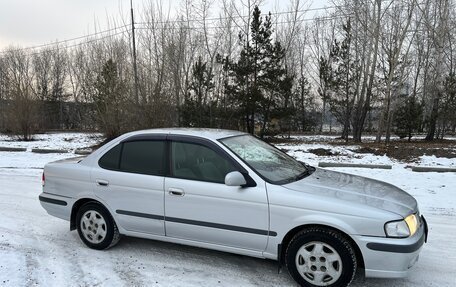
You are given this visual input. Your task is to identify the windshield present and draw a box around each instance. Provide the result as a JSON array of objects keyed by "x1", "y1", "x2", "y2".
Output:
[{"x1": 220, "y1": 135, "x2": 310, "y2": 184}]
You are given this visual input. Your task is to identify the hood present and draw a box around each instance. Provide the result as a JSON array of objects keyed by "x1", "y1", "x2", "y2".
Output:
[{"x1": 283, "y1": 168, "x2": 417, "y2": 217}]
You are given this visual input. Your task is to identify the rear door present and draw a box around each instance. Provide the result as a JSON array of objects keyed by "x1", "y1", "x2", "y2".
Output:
[
  {"x1": 164, "y1": 136, "x2": 270, "y2": 251},
  {"x1": 91, "y1": 135, "x2": 166, "y2": 235}
]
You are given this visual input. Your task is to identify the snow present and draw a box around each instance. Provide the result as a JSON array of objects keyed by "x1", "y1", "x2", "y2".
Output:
[
  {"x1": 277, "y1": 141, "x2": 456, "y2": 218},
  {"x1": 279, "y1": 142, "x2": 395, "y2": 166},
  {"x1": 0, "y1": 132, "x2": 102, "y2": 151},
  {"x1": 287, "y1": 134, "x2": 456, "y2": 143},
  {"x1": 0, "y1": 152, "x2": 78, "y2": 169},
  {"x1": 0, "y1": 133, "x2": 102, "y2": 169},
  {"x1": 1, "y1": 133, "x2": 455, "y2": 286},
  {"x1": 419, "y1": 155, "x2": 456, "y2": 167}
]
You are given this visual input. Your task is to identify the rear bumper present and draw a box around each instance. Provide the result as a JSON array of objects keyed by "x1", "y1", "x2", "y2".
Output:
[
  {"x1": 354, "y1": 216, "x2": 428, "y2": 278},
  {"x1": 39, "y1": 192, "x2": 73, "y2": 221}
]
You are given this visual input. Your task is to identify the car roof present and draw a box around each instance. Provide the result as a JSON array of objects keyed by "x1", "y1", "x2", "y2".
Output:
[{"x1": 128, "y1": 128, "x2": 247, "y2": 140}]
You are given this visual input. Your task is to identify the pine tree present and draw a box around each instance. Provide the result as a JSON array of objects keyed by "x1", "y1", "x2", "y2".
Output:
[
  {"x1": 181, "y1": 56, "x2": 215, "y2": 127},
  {"x1": 218, "y1": 6, "x2": 292, "y2": 137},
  {"x1": 318, "y1": 56, "x2": 332, "y2": 132},
  {"x1": 438, "y1": 72, "x2": 456, "y2": 138},
  {"x1": 295, "y1": 76, "x2": 312, "y2": 131},
  {"x1": 93, "y1": 59, "x2": 128, "y2": 140},
  {"x1": 327, "y1": 19, "x2": 360, "y2": 141},
  {"x1": 394, "y1": 96, "x2": 423, "y2": 141}
]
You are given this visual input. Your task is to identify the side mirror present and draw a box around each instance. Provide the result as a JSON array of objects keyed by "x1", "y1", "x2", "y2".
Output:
[{"x1": 225, "y1": 171, "x2": 247, "y2": 186}]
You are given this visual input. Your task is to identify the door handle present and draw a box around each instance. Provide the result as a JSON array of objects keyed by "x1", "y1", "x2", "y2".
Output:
[
  {"x1": 168, "y1": 188, "x2": 185, "y2": 196},
  {"x1": 96, "y1": 179, "x2": 109, "y2": 187}
]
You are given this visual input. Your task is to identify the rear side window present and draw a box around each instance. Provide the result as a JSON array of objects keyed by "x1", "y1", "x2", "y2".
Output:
[
  {"x1": 98, "y1": 140, "x2": 166, "y2": 176},
  {"x1": 120, "y1": 141, "x2": 165, "y2": 175},
  {"x1": 99, "y1": 144, "x2": 121, "y2": 170}
]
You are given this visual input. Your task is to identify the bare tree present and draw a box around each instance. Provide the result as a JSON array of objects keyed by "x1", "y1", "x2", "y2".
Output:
[
  {"x1": 419, "y1": 0, "x2": 451, "y2": 140},
  {"x1": 0, "y1": 0, "x2": 455, "y2": 140},
  {"x1": 376, "y1": 0, "x2": 416, "y2": 143},
  {"x1": 309, "y1": 17, "x2": 337, "y2": 132},
  {"x1": 2, "y1": 48, "x2": 37, "y2": 140},
  {"x1": 33, "y1": 45, "x2": 68, "y2": 129},
  {"x1": 0, "y1": 56, "x2": 7, "y2": 130}
]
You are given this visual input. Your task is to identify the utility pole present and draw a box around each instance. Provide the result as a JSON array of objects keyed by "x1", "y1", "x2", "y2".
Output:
[{"x1": 131, "y1": 0, "x2": 139, "y2": 104}]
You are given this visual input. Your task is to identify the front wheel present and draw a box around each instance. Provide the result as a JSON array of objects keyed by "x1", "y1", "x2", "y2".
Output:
[
  {"x1": 285, "y1": 227, "x2": 357, "y2": 287},
  {"x1": 76, "y1": 202, "x2": 120, "y2": 250}
]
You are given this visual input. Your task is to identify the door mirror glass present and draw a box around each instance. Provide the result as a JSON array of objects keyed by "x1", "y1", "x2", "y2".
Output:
[{"x1": 225, "y1": 171, "x2": 247, "y2": 186}]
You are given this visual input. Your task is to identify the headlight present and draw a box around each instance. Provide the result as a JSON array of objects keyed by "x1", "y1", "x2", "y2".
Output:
[
  {"x1": 404, "y1": 214, "x2": 419, "y2": 236},
  {"x1": 385, "y1": 214, "x2": 419, "y2": 238}
]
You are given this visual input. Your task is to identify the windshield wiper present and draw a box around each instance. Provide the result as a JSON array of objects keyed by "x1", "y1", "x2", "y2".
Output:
[
  {"x1": 292, "y1": 162, "x2": 316, "y2": 182},
  {"x1": 294, "y1": 170, "x2": 310, "y2": 181}
]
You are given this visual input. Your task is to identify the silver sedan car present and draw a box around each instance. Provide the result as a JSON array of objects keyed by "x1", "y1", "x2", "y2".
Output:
[{"x1": 39, "y1": 128, "x2": 428, "y2": 287}]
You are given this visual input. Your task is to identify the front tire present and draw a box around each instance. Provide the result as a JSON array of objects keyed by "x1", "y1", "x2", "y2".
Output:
[
  {"x1": 285, "y1": 227, "x2": 357, "y2": 287},
  {"x1": 76, "y1": 202, "x2": 120, "y2": 250}
]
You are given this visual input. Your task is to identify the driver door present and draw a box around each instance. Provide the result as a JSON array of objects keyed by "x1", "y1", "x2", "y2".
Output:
[{"x1": 164, "y1": 137, "x2": 270, "y2": 251}]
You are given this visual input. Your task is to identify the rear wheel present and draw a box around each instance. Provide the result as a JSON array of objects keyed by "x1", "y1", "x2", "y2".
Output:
[
  {"x1": 76, "y1": 202, "x2": 120, "y2": 250},
  {"x1": 285, "y1": 227, "x2": 357, "y2": 287}
]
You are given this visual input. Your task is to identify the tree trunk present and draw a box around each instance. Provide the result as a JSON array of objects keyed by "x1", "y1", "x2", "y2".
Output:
[
  {"x1": 425, "y1": 94, "x2": 440, "y2": 140},
  {"x1": 353, "y1": 0, "x2": 381, "y2": 143},
  {"x1": 320, "y1": 96, "x2": 326, "y2": 133}
]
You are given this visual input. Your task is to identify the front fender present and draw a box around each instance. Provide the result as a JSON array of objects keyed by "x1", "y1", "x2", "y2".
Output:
[{"x1": 286, "y1": 214, "x2": 359, "y2": 240}]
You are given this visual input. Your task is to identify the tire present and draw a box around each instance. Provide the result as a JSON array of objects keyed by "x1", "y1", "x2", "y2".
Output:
[
  {"x1": 285, "y1": 227, "x2": 357, "y2": 287},
  {"x1": 76, "y1": 202, "x2": 120, "y2": 250}
]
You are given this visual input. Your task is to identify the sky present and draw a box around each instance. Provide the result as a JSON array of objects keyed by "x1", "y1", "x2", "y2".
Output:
[
  {"x1": 0, "y1": 0, "x2": 125, "y2": 49},
  {"x1": 0, "y1": 0, "x2": 328, "y2": 50}
]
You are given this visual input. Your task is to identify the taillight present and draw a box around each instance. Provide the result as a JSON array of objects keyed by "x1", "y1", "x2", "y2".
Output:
[{"x1": 42, "y1": 172, "x2": 45, "y2": 187}]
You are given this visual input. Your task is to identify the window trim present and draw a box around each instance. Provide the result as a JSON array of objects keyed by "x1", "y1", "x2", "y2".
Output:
[
  {"x1": 98, "y1": 143, "x2": 122, "y2": 171},
  {"x1": 167, "y1": 135, "x2": 256, "y2": 187},
  {"x1": 97, "y1": 133, "x2": 257, "y2": 187},
  {"x1": 218, "y1": 134, "x2": 312, "y2": 185},
  {"x1": 98, "y1": 134, "x2": 168, "y2": 177}
]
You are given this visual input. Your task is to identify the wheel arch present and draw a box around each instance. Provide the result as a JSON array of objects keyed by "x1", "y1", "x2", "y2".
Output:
[
  {"x1": 280, "y1": 224, "x2": 365, "y2": 270},
  {"x1": 70, "y1": 198, "x2": 110, "y2": 230}
]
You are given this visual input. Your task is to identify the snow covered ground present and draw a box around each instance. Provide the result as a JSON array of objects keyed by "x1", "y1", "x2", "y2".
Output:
[
  {"x1": 1, "y1": 133, "x2": 455, "y2": 286},
  {"x1": 0, "y1": 132, "x2": 102, "y2": 151},
  {"x1": 0, "y1": 133, "x2": 102, "y2": 169}
]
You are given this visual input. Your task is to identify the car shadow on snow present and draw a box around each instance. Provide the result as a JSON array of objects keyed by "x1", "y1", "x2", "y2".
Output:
[
  {"x1": 111, "y1": 236, "x2": 294, "y2": 286},
  {"x1": 103, "y1": 236, "x2": 410, "y2": 287}
]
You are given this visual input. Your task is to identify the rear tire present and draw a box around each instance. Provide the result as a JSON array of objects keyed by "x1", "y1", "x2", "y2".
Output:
[
  {"x1": 76, "y1": 202, "x2": 120, "y2": 250},
  {"x1": 285, "y1": 227, "x2": 357, "y2": 287}
]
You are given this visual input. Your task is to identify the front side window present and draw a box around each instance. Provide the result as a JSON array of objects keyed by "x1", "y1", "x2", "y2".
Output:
[
  {"x1": 98, "y1": 140, "x2": 166, "y2": 176},
  {"x1": 171, "y1": 141, "x2": 236, "y2": 183},
  {"x1": 220, "y1": 135, "x2": 308, "y2": 184}
]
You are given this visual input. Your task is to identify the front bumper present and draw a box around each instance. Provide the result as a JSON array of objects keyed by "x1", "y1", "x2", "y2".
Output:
[{"x1": 354, "y1": 215, "x2": 428, "y2": 278}]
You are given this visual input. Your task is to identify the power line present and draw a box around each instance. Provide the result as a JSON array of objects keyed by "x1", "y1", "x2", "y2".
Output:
[
  {"x1": 131, "y1": 0, "x2": 418, "y2": 30},
  {"x1": 134, "y1": 0, "x2": 398, "y2": 26},
  {"x1": 0, "y1": 4, "x2": 341, "y2": 55},
  {"x1": 0, "y1": 11, "x2": 399, "y2": 57},
  {"x1": 25, "y1": 30, "x2": 128, "y2": 57},
  {"x1": 0, "y1": 24, "x2": 131, "y2": 55},
  {"x1": 0, "y1": 1, "x2": 427, "y2": 56},
  {"x1": 135, "y1": 14, "x2": 349, "y2": 31},
  {"x1": 135, "y1": 4, "x2": 340, "y2": 26}
]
